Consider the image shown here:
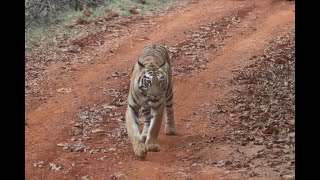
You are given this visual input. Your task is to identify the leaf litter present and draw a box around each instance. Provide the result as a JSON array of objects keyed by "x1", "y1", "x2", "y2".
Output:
[{"x1": 200, "y1": 29, "x2": 295, "y2": 178}]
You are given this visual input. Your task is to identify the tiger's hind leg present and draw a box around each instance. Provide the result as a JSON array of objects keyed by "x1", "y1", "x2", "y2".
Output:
[
  {"x1": 126, "y1": 104, "x2": 147, "y2": 158},
  {"x1": 164, "y1": 86, "x2": 177, "y2": 135},
  {"x1": 141, "y1": 107, "x2": 152, "y2": 141}
]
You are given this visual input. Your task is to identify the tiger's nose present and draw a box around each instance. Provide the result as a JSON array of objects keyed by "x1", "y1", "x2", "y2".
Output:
[{"x1": 150, "y1": 95, "x2": 160, "y2": 100}]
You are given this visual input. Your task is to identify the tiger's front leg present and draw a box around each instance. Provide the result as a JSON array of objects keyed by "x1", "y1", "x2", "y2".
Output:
[
  {"x1": 145, "y1": 104, "x2": 165, "y2": 152},
  {"x1": 141, "y1": 107, "x2": 152, "y2": 141},
  {"x1": 126, "y1": 105, "x2": 147, "y2": 158}
]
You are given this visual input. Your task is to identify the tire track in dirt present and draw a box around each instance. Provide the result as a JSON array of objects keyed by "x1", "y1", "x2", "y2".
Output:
[{"x1": 26, "y1": 0, "x2": 295, "y2": 179}]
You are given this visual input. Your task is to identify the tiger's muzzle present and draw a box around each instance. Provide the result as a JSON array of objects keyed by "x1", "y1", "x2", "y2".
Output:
[{"x1": 148, "y1": 95, "x2": 161, "y2": 102}]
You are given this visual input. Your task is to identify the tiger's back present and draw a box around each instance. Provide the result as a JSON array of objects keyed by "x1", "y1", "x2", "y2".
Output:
[{"x1": 139, "y1": 44, "x2": 171, "y2": 68}]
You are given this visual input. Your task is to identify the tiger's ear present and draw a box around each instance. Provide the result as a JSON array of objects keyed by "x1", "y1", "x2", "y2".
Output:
[
  {"x1": 137, "y1": 60, "x2": 145, "y2": 68},
  {"x1": 159, "y1": 61, "x2": 166, "y2": 68}
]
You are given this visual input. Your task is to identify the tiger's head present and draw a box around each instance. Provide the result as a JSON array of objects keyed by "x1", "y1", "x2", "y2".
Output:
[{"x1": 137, "y1": 61, "x2": 167, "y2": 102}]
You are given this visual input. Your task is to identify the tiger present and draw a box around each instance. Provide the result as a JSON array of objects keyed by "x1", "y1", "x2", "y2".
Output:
[{"x1": 125, "y1": 44, "x2": 177, "y2": 158}]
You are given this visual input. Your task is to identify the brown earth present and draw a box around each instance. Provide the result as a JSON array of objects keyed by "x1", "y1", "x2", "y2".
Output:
[{"x1": 25, "y1": 0, "x2": 295, "y2": 179}]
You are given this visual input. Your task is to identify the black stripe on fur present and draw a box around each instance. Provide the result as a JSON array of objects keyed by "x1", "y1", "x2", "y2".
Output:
[
  {"x1": 129, "y1": 104, "x2": 139, "y2": 116},
  {"x1": 166, "y1": 92, "x2": 173, "y2": 102},
  {"x1": 131, "y1": 93, "x2": 138, "y2": 104}
]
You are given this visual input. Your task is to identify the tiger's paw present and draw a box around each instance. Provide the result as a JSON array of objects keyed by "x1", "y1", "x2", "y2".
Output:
[
  {"x1": 145, "y1": 141, "x2": 161, "y2": 152},
  {"x1": 141, "y1": 135, "x2": 147, "y2": 141},
  {"x1": 133, "y1": 141, "x2": 147, "y2": 158},
  {"x1": 165, "y1": 126, "x2": 177, "y2": 135},
  {"x1": 141, "y1": 132, "x2": 148, "y2": 141}
]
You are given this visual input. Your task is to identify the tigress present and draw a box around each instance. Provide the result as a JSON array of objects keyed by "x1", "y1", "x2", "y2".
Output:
[{"x1": 126, "y1": 44, "x2": 176, "y2": 158}]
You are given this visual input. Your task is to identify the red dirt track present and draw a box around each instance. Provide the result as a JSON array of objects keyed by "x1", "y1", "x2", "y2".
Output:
[{"x1": 26, "y1": 0, "x2": 295, "y2": 179}]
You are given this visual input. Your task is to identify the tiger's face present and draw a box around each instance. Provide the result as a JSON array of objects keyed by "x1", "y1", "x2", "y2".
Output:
[{"x1": 138, "y1": 69, "x2": 167, "y2": 102}]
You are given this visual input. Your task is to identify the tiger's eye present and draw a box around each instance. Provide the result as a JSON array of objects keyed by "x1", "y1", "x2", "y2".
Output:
[
  {"x1": 146, "y1": 79, "x2": 151, "y2": 85},
  {"x1": 159, "y1": 79, "x2": 166, "y2": 86}
]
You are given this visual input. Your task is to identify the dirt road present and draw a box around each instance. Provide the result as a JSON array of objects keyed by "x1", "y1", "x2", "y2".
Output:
[{"x1": 26, "y1": 0, "x2": 295, "y2": 179}]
